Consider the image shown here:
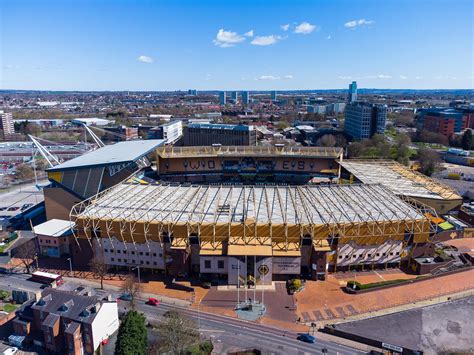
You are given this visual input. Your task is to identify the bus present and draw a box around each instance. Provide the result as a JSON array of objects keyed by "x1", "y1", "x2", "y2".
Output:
[{"x1": 31, "y1": 271, "x2": 64, "y2": 288}]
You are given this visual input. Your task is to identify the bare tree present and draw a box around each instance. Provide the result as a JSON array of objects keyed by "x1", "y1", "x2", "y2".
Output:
[
  {"x1": 14, "y1": 241, "x2": 37, "y2": 274},
  {"x1": 153, "y1": 311, "x2": 199, "y2": 354},
  {"x1": 316, "y1": 134, "x2": 336, "y2": 147},
  {"x1": 89, "y1": 256, "x2": 108, "y2": 289},
  {"x1": 120, "y1": 274, "x2": 141, "y2": 308}
]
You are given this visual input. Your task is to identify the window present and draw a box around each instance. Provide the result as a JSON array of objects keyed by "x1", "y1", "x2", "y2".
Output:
[
  {"x1": 104, "y1": 249, "x2": 108, "y2": 253},
  {"x1": 367, "y1": 254, "x2": 372, "y2": 257},
  {"x1": 124, "y1": 259, "x2": 127, "y2": 263},
  {"x1": 146, "y1": 261, "x2": 150, "y2": 265},
  {"x1": 338, "y1": 256, "x2": 343, "y2": 259},
  {"x1": 396, "y1": 252, "x2": 400, "y2": 255},
  {"x1": 118, "y1": 258, "x2": 121, "y2": 262},
  {"x1": 132, "y1": 260, "x2": 135, "y2": 264},
  {"x1": 345, "y1": 255, "x2": 349, "y2": 259},
  {"x1": 140, "y1": 260, "x2": 144, "y2": 265},
  {"x1": 352, "y1": 255, "x2": 356, "y2": 258},
  {"x1": 146, "y1": 252, "x2": 149, "y2": 256},
  {"x1": 390, "y1": 252, "x2": 394, "y2": 256},
  {"x1": 117, "y1": 250, "x2": 121, "y2": 254},
  {"x1": 159, "y1": 253, "x2": 163, "y2": 257},
  {"x1": 218, "y1": 260, "x2": 224, "y2": 269},
  {"x1": 376, "y1": 253, "x2": 380, "y2": 257},
  {"x1": 131, "y1": 251, "x2": 135, "y2": 255},
  {"x1": 204, "y1": 260, "x2": 211, "y2": 269},
  {"x1": 153, "y1": 262, "x2": 157, "y2": 265},
  {"x1": 139, "y1": 252, "x2": 143, "y2": 255},
  {"x1": 111, "y1": 258, "x2": 114, "y2": 262},
  {"x1": 153, "y1": 253, "x2": 157, "y2": 257}
]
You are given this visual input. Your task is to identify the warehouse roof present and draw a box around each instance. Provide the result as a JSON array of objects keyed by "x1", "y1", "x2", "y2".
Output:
[
  {"x1": 48, "y1": 140, "x2": 165, "y2": 171},
  {"x1": 75, "y1": 182, "x2": 424, "y2": 226},
  {"x1": 33, "y1": 219, "x2": 74, "y2": 237},
  {"x1": 340, "y1": 160, "x2": 461, "y2": 201},
  {"x1": 156, "y1": 145, "x2": 343, "y2": 159}
]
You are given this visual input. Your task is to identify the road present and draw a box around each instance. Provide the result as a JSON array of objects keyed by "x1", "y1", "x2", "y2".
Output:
[
  {"x1": 119, "y1": 298, "x2": 364, "y2": 355},
  {"x1": 0, "y1": 274, "x2": 364, "y2": 354}
]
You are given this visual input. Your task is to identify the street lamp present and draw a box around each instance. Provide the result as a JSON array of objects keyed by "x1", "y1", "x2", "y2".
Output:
[
  {"x1": 197, "y1": 297, "x2": 202, "y2": 331},
  {"x1": 132, "y1": 266, "x2": 141, "y2": 283},
  {"x1": 67, "y1": 257, "x2": 73, "y2": 276},
  {"x1": 34, "y1": 253, "x2": 39, "y2": 270}
]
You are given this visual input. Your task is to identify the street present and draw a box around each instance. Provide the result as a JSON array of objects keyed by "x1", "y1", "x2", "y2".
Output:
[{"x1": 120, "y1": 298, "x2": 364, "y2": 355}]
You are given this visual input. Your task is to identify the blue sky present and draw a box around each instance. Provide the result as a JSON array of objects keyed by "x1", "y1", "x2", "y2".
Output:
[{"x1": 1, "y1": 0, "x2": 472, "y2": 91}]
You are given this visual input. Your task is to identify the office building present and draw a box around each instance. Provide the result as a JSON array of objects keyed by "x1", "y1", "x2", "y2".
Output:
[
  {"x1": 0, "y1": 111, "x2": 14, "y2": 138},
  {"x1": 147, "y1": 120, "x2": 183, "y2": 144},
  {"x1": 417, "y1": 108, "x2": 470, "y2": 137},
  {"x1": 241, "y1": 91, "x2": 250, "y2": 105},
  {"x1": 348, "y1": 81, "x2": 358, "y2": 103},
  {"x1": 101, "y1": 126, "x2": 138, "y2": 142},
  {"x1": 344, "y1": 102, "x2": 387, "y2": 140},
  {"x1": 219, "y1": 91, "x2": 227, "y2": 105},
  {"x1": 231, "y1": 91, "x2": 238, "y2": 101},
  {"x1": 271, "y1": 91, "x2": 278, "y2": 101},
  {"x1": 327, "y1": 102, "x2": 346, "y2": 115},
  {"x1": 188, "y1": 89, "x2": 197, "y2": 96},
  {"x1": 34, "y1": 219, "x2": 74, "y2": 258},
  {"x1": 12, "y1": 288, "x2": 119, "y2": 354},
  {"x1": 183, "y1": 123, "x2": 256, "y2": 146}
]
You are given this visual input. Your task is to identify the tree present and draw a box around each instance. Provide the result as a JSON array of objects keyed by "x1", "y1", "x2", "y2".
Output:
[
  {"x1": 89, "y1": 256, "x2": 108, "y2": 289},
  {"x1": 417, "y1": 147, "x2": 441, "y2": 176},
  {"x1": 15, "y1": 164, "x2": 34, "y2": 181},
  {"x1": 14, "y1": 241, "x2": 37, "y2": 274},
  {"x1": 153, "y1": 311, "x2": 199, "y2": 354},
  {"x1": 461, "y1": 129, "x2": 473, "y2": 150},
  {"x1": 316, "y1": 134, "x2": 336, "y2": 147},
  {"x1": 114, "y1": 310, "x2": 147, "y2": 355},
  {"x1": 120, "y1": 274, "x2": 141, "y2": 309}
]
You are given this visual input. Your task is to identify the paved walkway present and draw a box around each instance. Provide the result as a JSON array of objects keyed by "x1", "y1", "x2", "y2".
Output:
[{"x1": 296, "y1": 268, "x2": 474, "y2": 325}]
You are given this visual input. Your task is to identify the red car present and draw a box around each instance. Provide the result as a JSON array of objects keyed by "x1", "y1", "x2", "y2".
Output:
[{"x1": 146, "y1": 298, "x2": 160, "y2": 306}]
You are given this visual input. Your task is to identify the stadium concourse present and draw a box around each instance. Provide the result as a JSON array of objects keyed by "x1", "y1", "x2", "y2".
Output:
[{"x1": 70, "y1": 181, "x2": 435, "y2": 284}]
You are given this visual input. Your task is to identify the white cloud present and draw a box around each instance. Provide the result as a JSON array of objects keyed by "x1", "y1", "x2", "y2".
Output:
[
  {"x1": 245, "y1": 30, "x2": 254, "y2": 37},
  {"x1": 400, "y1": 75, "x2": 408, "y2": 80},
  {"x1": 294, "y1": 22, "x2": 317, "y2": 34},
  {"x1": 281, "y1": 24, "x2": 290, "y2": 31},
  {"x1": 415, "y1": 76, "x2": 423, "y2": 80},
  {"x1": 213, "y1": 29, "x2": 246, "y2": 48},
  {"x1": 255, "y1": 75, "x2": 280, "y2": 81},
  {"x1": 251, "y1": 35, "x2": 283, "y2": 46},
  {"x1": 344, "y1": 19, "x2": 375, "y2": 28},
  {"x1": 204, "y1": 73, "x2": 212, "y2": 81},
  {"x1": 326, "y1": 35, "x2": 331, "y2": 40},
  {"x1": 283, "y1": 74, "x2": 294, "y2": 80},
  {"x1": 435, "y1": 75, "x2": 457, "y2": 80},
  {"x1": 137, "y1": 55, "x2": 154, "y2": 63},
  {"x1": 377, "y1": 74, "x2": 392, "y2": 79},
  {"x1": 338, "y1": 76, "x2": 352, "y2": 80}
]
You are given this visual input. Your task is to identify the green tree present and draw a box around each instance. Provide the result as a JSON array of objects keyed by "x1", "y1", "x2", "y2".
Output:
[
  {"x1": 115, "y1": 310, "x2": 147, "y2": 355},
  {"x1": 461, "y1": 129, "x2": 473, "y2": 150}
]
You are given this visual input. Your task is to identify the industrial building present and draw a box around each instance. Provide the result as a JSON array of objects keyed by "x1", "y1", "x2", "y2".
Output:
[
  {"x1": 147, "y1": 120, "x2": 183, "y2": 144},
  {"x1": 183, "y1": 123, "x2": 257, "y2": 146},
  {"x1": 416, "y1": 108, "x2": 471, "y2": 138}
]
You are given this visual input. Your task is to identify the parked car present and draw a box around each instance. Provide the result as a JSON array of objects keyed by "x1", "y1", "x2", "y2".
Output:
[
  {"x1": 297, "y1": 334, "x2": 316, "y2": 343},
  {"x1": 118, "y1": 293, "x2": 133, "y2": 301},
  {"x1": 145, "y1": 297, "x2": 160, "y2": 306},
  {"x1": 2, "y1": 347, "x2": 18, "y2": 355}
]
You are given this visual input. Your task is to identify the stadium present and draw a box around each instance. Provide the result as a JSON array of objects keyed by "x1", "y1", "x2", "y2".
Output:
[{"x1": 46, "y1": 143, "x2": 463, "y2": 284}]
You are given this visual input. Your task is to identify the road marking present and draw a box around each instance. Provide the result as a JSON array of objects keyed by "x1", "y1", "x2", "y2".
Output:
[{"x1": 374, "y1": 270, "x2": 386, "y2": 281}]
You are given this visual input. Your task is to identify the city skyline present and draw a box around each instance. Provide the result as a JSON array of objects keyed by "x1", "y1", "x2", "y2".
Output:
[{"x1": 1, "y1": 0, "x2": 473, "y2": 91}]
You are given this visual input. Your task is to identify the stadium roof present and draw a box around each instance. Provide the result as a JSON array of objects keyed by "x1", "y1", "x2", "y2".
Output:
[
  {"x1": 48, "y1": 140, "x2": 165, "y2": 171},
  {"x1": 75, "y1": 183, "x2": 424, "y2": 226},
  {"x1": 340, "y1": 160, "x2": 461, "y2": 201},
  {"x1": 33, "y1": 219, "x2": 74, "y2": 237},
  {"x1": 156, "y1": 145, "x2": 343, "y2": 159},
  {"x1": 188, "y1": 123, "x2": 254, "y2": 131}
]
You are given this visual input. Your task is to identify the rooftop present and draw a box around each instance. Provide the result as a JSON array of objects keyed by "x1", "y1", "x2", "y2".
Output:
[
  {"x1": 340, "y1": 160, "x2": 461, "y2": 201},
  {"x1": 188, "y1": 123, "x2": 254, "y2": 131},
  {"x1": 48, "y1": 139, "x2": 165, "y2": 171},
  {"x1": 33, "y1": 219, "x2": 74, "y2": 237},
  {"x1": 75, "y1": 182, "x2": 425, "y2": 227},
  {"x1": 156, "y1": 145, "x2": 343, "y2": 159}
]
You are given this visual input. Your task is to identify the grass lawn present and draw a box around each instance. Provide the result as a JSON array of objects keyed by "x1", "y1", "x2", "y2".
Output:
[{"x1": 2, "y1": 304, "x2": 17, "y2": 313}]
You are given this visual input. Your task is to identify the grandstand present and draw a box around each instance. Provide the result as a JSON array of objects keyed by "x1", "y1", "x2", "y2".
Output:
[
  {"x1": 340, "y1": 160, "x2": 463, "y2": 214},
  {"x1": 71, "y1": 182, "x2": 435, "y2": 283},
  {"x1": 155, "y1": 145, "x2": 343, "y2": 184}
]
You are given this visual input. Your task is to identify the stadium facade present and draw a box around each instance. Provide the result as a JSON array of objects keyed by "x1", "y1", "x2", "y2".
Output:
[{"x1": 46, "y1": 144, "x2": 464, "y2": 283}]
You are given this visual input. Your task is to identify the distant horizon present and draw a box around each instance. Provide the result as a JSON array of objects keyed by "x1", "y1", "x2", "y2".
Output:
[
  {"x1": 1, "y1": 88, "x2": 473, "y2": 94},
  {"x1": 1, "y1": 0, "x2": 472, "y2": 91}
]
